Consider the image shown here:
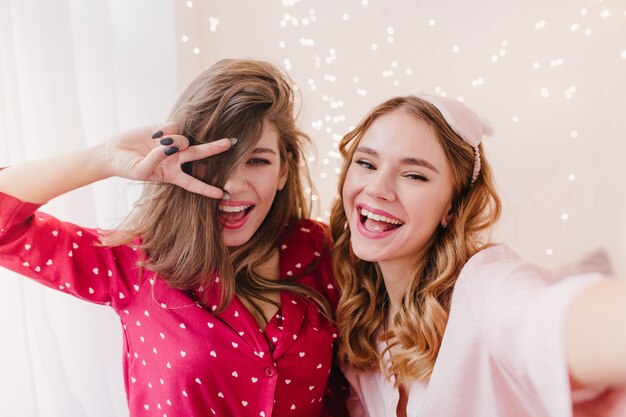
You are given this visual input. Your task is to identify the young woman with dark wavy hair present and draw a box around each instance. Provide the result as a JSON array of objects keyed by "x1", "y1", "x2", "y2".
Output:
[{"x1": 0, "y1": 59, "x2": 345, "y2": 417}]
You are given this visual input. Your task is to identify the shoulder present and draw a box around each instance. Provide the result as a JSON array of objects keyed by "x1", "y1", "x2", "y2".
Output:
[
  {"x1": 291, "y1": 218, "x2": 330, "y2": 237},
  {"x1": 278, "y1": 219, "x2": 334, "y2": 296},
  {"x1": 454, "y1": 244, "x2": 553, "y2": 308},
  {"x1": 464, "y1": 243, "x2": 521, "y2": 269},
  {"x1": 279, "y1": 218, "x2": 331, "y2": 252},
  {"x1": 457, "y1": 244, "x2": 544, "y2": 285}
]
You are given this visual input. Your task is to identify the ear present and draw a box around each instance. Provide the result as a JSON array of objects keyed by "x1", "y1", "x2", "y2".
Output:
[
  {"x1": 441, "y1": 201, "x2": 453, "y2": 227},
  {"x1": 277, "y1": 161, "x2": 289, "y2": 191}
]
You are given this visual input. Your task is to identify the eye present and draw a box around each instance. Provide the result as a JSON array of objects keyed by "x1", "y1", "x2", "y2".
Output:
[
  {"x1": 355, "y1": 159, "x2": 375, "y2": 170},
  {"x1": 247, "y1": 157, "x2": 271, "y2": 166},
  {"x1": 405, "y1": 173, "x2": 428, "y2": 181}
]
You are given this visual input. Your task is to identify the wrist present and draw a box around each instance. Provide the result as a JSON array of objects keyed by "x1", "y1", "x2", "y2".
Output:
[{"x1": 93, "y1": 141, "x2": 117, "y2": 179}]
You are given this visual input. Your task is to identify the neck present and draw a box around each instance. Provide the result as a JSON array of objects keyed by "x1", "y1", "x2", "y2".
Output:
[{"x1": 378, "y1": 259, "x2": 419, "y2": 319}]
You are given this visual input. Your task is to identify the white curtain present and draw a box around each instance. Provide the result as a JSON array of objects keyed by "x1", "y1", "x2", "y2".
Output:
[{"x1": 0, "y1": 1, "x2": 177, "y2": 415}]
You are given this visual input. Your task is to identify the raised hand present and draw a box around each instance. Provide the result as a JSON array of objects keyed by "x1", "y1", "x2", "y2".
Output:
[
  {"x1": 0, "y1": 122, "x2": 235, "y2": 204},
  {"x1": 104, "y1": 122, "x2": 235, "y2": 199}
]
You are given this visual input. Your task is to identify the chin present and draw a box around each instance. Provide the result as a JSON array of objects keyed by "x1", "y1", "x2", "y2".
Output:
[
  {"x1": 350, "y1": 243, "x2": 384, "y2": 263},
  {"x1": 222, "y1": 232, "x2": 254, "y2": 248}
]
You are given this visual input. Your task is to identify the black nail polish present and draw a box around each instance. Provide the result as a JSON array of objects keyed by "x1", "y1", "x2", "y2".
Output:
[
  {"x1": 152, "y1": 130, "x2": 164, "y2": 139},
  {"x1": 160, "y1": 137, "x2": 174, "y2": 146},
  {"x1": 163, "y1": 146, "x2": 179, "y2": 156}
]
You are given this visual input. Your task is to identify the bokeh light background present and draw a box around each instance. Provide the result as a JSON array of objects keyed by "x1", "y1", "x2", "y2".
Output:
[{"x1": 182, "y1": 0, "x2": 626, "y2": 272}]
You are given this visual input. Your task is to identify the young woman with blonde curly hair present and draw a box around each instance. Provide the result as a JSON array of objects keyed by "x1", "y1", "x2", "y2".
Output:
[{"x1": 330, "y1": 94, "x2": 626, "y2": 417}]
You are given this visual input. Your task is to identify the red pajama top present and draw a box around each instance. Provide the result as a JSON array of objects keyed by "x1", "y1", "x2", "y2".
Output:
[{"x1": 0, "y1": 191, "x2": 346, "y2": 417}]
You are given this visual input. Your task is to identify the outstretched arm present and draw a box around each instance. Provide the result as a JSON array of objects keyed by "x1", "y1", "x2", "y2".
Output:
[
  {"x1": 0, "y1": 122, "x2": 233, "y2": 204},
  {"x1": 566, "y1": 278, "x2": 626, "y2": 387}
]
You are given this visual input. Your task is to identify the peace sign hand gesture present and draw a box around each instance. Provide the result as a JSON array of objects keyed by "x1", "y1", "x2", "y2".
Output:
[{"x1": 104, "y1": 122, "x2": 235, "y2": 199}]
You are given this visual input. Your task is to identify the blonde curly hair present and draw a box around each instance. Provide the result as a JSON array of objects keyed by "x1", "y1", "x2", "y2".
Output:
[{"x1": 331, "y1": 96, "x2": 501, "y2": 384}]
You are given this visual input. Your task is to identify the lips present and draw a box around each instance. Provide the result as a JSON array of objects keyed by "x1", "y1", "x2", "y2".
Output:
[
  {"x1": 218, "y1": 201, "x2": 255, "y2": 229},
  {"x1": 356, "y1": 204, "x2": 404, "y2": 238}
]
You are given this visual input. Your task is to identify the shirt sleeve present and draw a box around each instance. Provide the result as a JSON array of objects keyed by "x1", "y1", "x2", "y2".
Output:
[
  {"x1": 0, "y1": 191, "x2": 143, "y2": 311},
  {"x1": 456, "y1": 245, "x2": 606, "y2": 416}
]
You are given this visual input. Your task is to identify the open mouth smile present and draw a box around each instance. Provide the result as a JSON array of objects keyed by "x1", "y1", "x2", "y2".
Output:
[
  {"x1": 218, "y1": 202, "x2": 255, "y2": 229},
  {"x1": 357, "y1": 204, "x2": 404, "y2": 238}
]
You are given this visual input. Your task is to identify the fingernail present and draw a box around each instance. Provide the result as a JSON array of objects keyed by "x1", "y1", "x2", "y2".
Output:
[
  {"x1": 222, "y1": 192, "x2": 230, "y2": 200},
  {"x1": 152, "y1": 130, "x2": 164, "y2": 139},
  {"x1": 163, "y1": 146, "x2": 179, "y2": 156},
  {"x1": 160, "y1": 137, "x2": 174, "y2": 146},
  {"x1": 229, "y1": 138, "x2": 238, "y2": 145}
]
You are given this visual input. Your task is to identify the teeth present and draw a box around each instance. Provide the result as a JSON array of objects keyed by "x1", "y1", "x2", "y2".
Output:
[
  {"x1": 219, "y1": 205, "x2": 251, "y2": 213},
  {"x1": 360, "y1": 208, "x2": 403, "y2": 225}
]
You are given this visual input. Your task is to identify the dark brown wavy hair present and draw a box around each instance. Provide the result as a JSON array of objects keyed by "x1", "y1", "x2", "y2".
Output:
[
  {"x1": 331, "y1": 96, "x2": 501, "y2": 384},
  {"x1": 105, "y1": 59, "x2": 330, "y2": 320}
]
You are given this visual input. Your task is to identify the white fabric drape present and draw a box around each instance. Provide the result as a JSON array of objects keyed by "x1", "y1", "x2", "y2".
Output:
[{"x1": 0, "y1": 1, "x2": 177, "y2": 415}]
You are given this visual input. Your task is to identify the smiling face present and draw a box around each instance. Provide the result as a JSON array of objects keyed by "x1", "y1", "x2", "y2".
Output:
[
  {"x1": 342, "y1": 109, "x2": 455, "y2": 272},
  {"x1": 219, "y1": 121, "x2": 288, "y2": 247}
]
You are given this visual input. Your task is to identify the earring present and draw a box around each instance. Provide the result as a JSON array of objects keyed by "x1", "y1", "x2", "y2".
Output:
[{"x1": 441, "y1": 220, "x2": 448, "y2": 229}]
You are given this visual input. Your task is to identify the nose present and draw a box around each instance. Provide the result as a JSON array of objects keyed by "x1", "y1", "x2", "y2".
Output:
[
  {"x1": 363, "y1": 172, "x2": 396, "y2": 202},
  {"x1": 223, "y1": 169, "x2": 248, "y2": 196}
]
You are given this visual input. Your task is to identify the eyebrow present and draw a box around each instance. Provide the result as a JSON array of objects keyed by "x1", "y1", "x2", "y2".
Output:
[
  {"x1": 355, "y1": 146, "x2": 440, "y2": 173},
  {"x1": 252, "y1": 147, "x2": 277, "y2": 156}
]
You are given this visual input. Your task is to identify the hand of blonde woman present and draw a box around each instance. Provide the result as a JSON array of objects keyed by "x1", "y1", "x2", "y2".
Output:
[{"x1": 103, "y1": 122, "x2": 235, "y2": 199}]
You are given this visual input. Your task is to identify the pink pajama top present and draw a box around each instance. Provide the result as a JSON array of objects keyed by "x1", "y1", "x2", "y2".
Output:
[
  {"x1": 0, "y1": 192, "x2": 346, "y2": 417},
  {"x1": 344, "y1": 245, "x2": 626, "y2": 417}
]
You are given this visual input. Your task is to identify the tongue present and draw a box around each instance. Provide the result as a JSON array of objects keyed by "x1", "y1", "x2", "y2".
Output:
[
  {"x1": 364, "y1": 218, "x2": 397, "y2": 232},
  {"x1": 221, "y1": 210, "x2": 246, "y2": 222}
]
